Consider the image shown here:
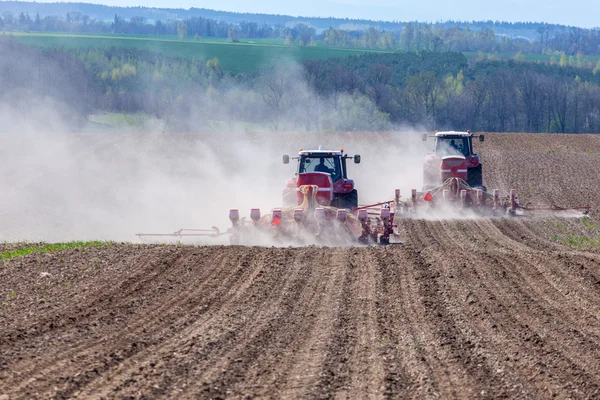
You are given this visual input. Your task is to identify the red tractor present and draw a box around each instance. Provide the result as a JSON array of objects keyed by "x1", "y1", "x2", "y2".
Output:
[
  {"x1": 282, "y1": 147, "x2": 361, "y2": 210},
  {"x1": 422, "y1": 130, "x2": 486, "y2": 191}
]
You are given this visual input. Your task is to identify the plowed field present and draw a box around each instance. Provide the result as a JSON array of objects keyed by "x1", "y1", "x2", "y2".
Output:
[{"x1": 2, "y1": 133, "x2": 600, "y2": 399}]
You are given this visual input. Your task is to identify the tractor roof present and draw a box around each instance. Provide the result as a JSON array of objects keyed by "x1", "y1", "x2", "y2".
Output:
[
  {"x1": 299, "y1": 150, "x2": 343, "y2": 156},
  {"x1": 435, "y1": 131, "x2": 473, "y2": 137}
]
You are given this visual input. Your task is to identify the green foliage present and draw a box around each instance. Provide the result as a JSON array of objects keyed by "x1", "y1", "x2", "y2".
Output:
[
  {"x1": 5, "y1": 32, "x2": 600, "y2": 133},
  {"x1": 0, "y1": 241, "x2": 114, "y2": 261},
  {"x1": 464, "y1": 51, "x2": 600, "y2": 66},
  {"x1": 308, "y1": 52, "x2": 468, "y2": 90},
  {"x1": 547, "y1": 217, "x2": 600, "y2": 249},
  {"x1": 513, "y1": 51, "x2": 525, "y2": 62},
  {"x1": 321, "y1": 93, "x2": 390, "y2": 131},
  {"x1": 109, "y1": 63, "x2": 136, "y2": 81},
  {"x1": 177, "y1": 21, "x2": 187, "y2": 40},
  {"x1": 559, "y1": 53, "x2": 568, "y2": 67}
]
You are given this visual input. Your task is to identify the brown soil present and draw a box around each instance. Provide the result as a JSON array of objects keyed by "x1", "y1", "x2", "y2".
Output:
[
  {"x1": 480, "y1": 132, "x2": 600, "y2": 216},
  {"x1": 2, "y1": 133, "x2": 600, "y2": 399}
]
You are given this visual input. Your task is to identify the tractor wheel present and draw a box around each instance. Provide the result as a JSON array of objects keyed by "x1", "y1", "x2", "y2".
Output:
[
  {"x1": 334, "y1": 190, "x2": 358, "y2": 210},
  {"x1": 467, "y1": 164, "x2": 483, "y2": 188}
]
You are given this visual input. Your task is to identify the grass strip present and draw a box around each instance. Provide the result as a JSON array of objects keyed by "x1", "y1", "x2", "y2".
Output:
[
  {"x1": 547, "y1": 216, "x2": 600, "y2": 249},
  {"x1": 0, "y1": 241, "x2": 115, "y2": 260}
]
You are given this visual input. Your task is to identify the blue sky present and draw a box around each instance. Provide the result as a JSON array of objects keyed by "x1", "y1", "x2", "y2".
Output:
[{"x1": 36, "y1": 0, "x2": 600, "y2": 28}]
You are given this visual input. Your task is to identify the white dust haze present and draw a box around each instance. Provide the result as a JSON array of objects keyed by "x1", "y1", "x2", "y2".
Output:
[
  {"x1": 0, "y1": 56, "x2": 459, "y2": 244},
  {"x1": 0, "y1": 120, "x2": 433, "y2": 243}
]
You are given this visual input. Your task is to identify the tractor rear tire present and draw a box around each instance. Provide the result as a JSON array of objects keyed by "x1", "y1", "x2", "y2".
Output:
[
  {"x1": 334, "y1": 189, "x2": 358, "y2": 210},
  {"x1": 467, "y1": 164, "x2": 483, "y2": 188}
]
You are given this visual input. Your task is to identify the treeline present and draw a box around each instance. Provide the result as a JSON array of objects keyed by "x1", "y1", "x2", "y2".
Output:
[
  {"x1": 303, "y1": 53, "x2": 600, "y2": 133},
  {"x1": 0, "y1": 11, "x2": 316, "y2": 42},
  {"x1": 323, "y1": 24, "x2": 600, "y2": 55},
  {"x1": 4, "y1": 10, "x2": 600, "y2": 57},
  {"x1": 2, "y1": 37, "x2": 600, "y2": 133},
  {"x1": 0, "y1": 1, "x2": 583, "y2": 39}
]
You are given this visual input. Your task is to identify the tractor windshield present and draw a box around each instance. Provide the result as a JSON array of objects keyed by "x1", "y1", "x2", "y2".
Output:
[
  {"x1": 299, "y1": 156, "x2": 342, "y2": 182},
  {"x1": 435, "y1": 137, "x2": 471, "y2": 157}
]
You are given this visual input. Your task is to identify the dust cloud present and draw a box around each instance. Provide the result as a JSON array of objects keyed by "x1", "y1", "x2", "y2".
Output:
[
  {"x1": 0, "y1": 51, "x2": 437, "y2": 244},
  {"x1": 0, "y1": 126, "x2": 433, "y2": 243}
]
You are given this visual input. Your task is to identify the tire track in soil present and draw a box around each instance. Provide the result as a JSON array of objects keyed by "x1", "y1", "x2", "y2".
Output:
[
  {"x1": 406, "y1": 218, "x2": 550, "y2": 397},
  {"x1": 403, "y1": 219, "x2": 509, "y2": 398},
  {"x1": 1, "y1": 246, "x2": 265, "y2": 399},
  {"x1": 470, "y1": 218, "x2": 600, "y2": 335},
  {"x1": 372, "y1": 246, "x2": 452, "y2": 398},
  {"x1": 179, "y1": 248, "x2": 332, "y2": 399},
  {"x1": 3, "y1": 216, "x2": 600, "y2": 398},
  {"x1": 305, "y1": 249, "x2": 359, "y2": 398},
  {"x1": 78, "y1": 246, "x2": 279, "y2": 399},
  {"x1": 273, "y1": 250, "x2": 352, "y2": 399},
  {"x1": 1, "y1": 246, "x2": 191, "y2": 383},
  {"x1": 484, "y1": 218, "x2": 600, "y2": 326},
  {"x1": 81, "y1": 247, "x2": 341, "y2": 399},
  {"x1": 403, "y1": 217, "x2": 600, "y2": 398},
  {"x1": 344, "y1": 248, "x2": 386, "y2": 398},
  {"x1": 186, "y1": 248, "x2": 384, "y2": 399},
  {"x1": 82, "y1": 245, "x2": 293, "y2": 399},
  {"x1": 470, "y1": 220, "x2": 600, "y2": 382}
]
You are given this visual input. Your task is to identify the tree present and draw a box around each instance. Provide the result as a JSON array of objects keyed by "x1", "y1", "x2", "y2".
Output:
[
  {"x1": 227, "y1": 27, "x2": 237, "y2": 43},
  {"x1": 517, "y1": 70, "x2": 547, "y2": 132},
  {"x1": 177, "y1": 21, "x2": 187, "y2": 40},
  {"x1": 112, "y1": 14, "x2": 120, "y2": 32},
  {"x1": 400, "y1": 22, "x2": 415, "y2": 51},
  {"x1": 559, "y1": 53, "x2": 568, "y2": 67},
  {"x1": 206, "y1": 57, "x2": 223, "y2": 83},
  {"x1": 362, "y1": 27, "x2": 380, "y2": 49},
  {"x1": 295, "y1": 23, "x2": 315, "y2": 46},
  {"x1": 378, "y1": 31, "x2": 396, "y2": 49},
  {"x1": 547, "y1": 78, "x2": 571, "y2": 133},
  {"x1": 322, "y1": 93, "x2": 390, "y2": 131},
  {"x1": 155, "y1": 19, "x2": 164, "y2": 35},
  {"x1": 536, "y1": 25, "x2": 553, "y2": 51},
  {"x1": 485, "y1": 70, "x2": 517, "y2": 132},
  {"x1": 261, "y1": 69, "x2": 294, "y2": 130},
  {"x1": 19, "y1": 13, "x2": 27, "y2": 28},
  {"x1": 406, "y1": 71, "x2": 444, "y2": 127},
  {"x1": 514, "y1": 51, "x2": 525, "y2": 62}
]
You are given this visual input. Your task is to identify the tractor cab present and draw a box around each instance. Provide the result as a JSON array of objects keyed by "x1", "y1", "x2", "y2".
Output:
[
  {"x1": 282, "y1": 147, "x2": 361, "y2": 210},
  {"x1": 426, "y1": 130, "x2": 483, "y2": 158},
  {"x1": 434, "y1": 135, "x2": 472, "y2": 157},
  {"x1": 297, "y1": 152, "x2": 345, "y2": 182},
  {"x1": 423, "y1": 131, "x2": 485, "y2": 190}
]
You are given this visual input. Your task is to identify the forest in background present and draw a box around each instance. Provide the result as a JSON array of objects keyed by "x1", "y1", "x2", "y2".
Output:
[
  {"x1": 2, "y1": 36, "x2": 599, "y2": 134},
  {"x1": 1, "y1": 2, "x2": 600, "y2": 56},
  {"x1": 0, "y1": 1, "x2": 585, "y2": 39}
]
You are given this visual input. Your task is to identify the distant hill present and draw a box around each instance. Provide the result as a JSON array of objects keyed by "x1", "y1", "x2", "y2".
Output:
[{"x1": 0, "y1": 1, "x2": 581, "y2": 39}]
